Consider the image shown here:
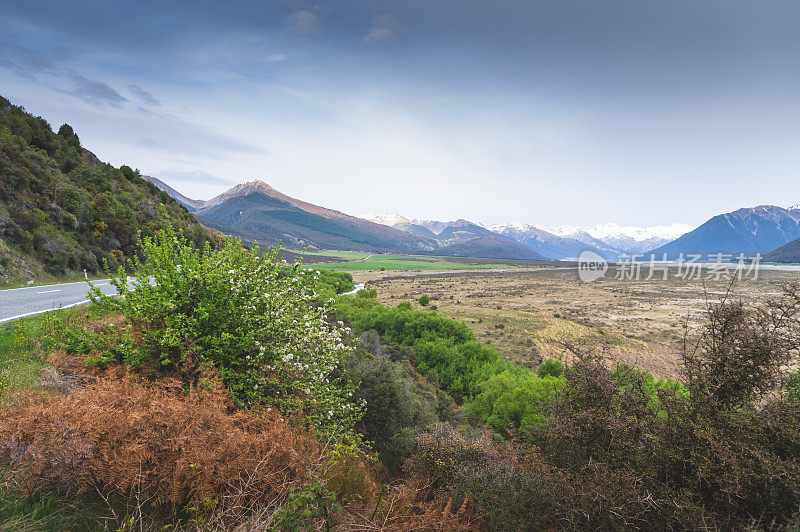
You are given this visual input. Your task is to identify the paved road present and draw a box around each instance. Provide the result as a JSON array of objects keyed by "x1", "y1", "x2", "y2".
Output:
[{"x1": 0, "y1": 279, "x2": 120, "y2": 324}]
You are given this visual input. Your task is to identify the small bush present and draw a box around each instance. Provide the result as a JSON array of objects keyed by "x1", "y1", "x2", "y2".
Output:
[
  {"x1": 418, "y1": 294, "x2": 430, "y2": 306},
  {"x1": 537, "y1": 358, "x2": 563, "y2": 378}
]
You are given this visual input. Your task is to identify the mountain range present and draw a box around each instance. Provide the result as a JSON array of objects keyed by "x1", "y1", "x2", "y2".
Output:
[
  {"x1": 6, "y1": 91, "x2": 800, "y2": 287},
  {"x1": 144, "y1": 179, "x2": 547, "y2": 260},
  {"x1": 145, "y1": 174, "x2": 800, "y2": 263},
  {"x1": 544, "y1": 223, "x2": 694, "y2": 254},
  {"x1": 364, "y1": 215, "x2": 692, "y2": 260}
]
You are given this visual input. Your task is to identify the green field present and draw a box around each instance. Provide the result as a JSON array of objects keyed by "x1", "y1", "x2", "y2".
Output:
[
  {"x1": 303, "y1": 250, "x2": 373, "y2": 260},
  {"x1": 311, "y1": 253, "x2": 518, "y2": 271}
]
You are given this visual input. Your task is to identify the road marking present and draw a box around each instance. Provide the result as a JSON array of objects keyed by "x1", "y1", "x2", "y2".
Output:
[
  {"x1": 0, "y1": 279, "x2": 111, "y2": 293},
  {"x1": 37, "y1": 289, "x2": 61, "y2": 294}
]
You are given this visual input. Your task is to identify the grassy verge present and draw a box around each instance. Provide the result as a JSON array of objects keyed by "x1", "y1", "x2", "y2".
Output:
[{"x1": 0, "y1": 306, "x2": 109, "y2": 403}]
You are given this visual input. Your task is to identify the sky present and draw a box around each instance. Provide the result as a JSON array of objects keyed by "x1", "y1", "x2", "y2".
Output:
[{"x1": 2, "y1": 0, "x2": 800, "y2": 227}]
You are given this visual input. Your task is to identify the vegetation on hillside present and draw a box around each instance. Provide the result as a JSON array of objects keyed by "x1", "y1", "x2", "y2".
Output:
[
  {"x1": 0, "y1": 95, "x2": 211, "y2": 283},
  {"x1": 765, "y1": 236, "x2": 800, "y2": 263},
  {"x1": 0, "y1": 225, "x2": 799, "y2": 530}
]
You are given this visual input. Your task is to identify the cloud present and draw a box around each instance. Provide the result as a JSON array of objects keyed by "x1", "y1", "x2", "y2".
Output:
[
  {"x1": 132, "y1": 113, "x2": 265, "y2": 158},
  {"x1": 288, "y1": 10, "x2": 320, "y2": 36},
  {"x1": 266, "y1": 53, "x2": 287, "y2": 63},
  {"x1": 0, "y1": 40, "x2": 127, "y2": 108},
  {"x1": 128, "y1": 84, "x2": 161, "y2": 106},
  {"x1": 63, "y1": 73, "x2": 128, "y2": 107},
  {"x1": 364, "y1": 14, "x2": 401, "y2": 43},
  {"x1": 154, "y1": 168, "x2": 237, "y2": 186}
]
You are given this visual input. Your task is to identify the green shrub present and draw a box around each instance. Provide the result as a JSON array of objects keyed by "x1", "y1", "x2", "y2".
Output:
[
  {"x1": 788, "y1": 370, "x2": 800, "y2": 404},
  {"x1": 335, "y1": 297, "x2": 506, "y2": 401},
  {"x1": 467, "y1": 369, "x2": 564, "y2": 436},
  {"x1": 418, "y1": 294, "x2": 430, "y2": 306},
  {"x1": 342, "y1": 346, "x2": 440, "y2": 471},
  {"x1": 537, "y1": 359, "x2": 563, "y2": 378},
  {"x1": 89, "y1": 226, "x2": 363, "y2": 434}
]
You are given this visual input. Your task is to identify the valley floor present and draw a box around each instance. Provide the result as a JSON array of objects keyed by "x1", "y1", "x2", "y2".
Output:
[{"x1": 351, "y1": 267, "x2": 800, "y2": 379}]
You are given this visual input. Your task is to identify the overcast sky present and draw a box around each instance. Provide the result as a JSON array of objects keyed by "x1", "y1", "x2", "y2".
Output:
[{"x1": 2, "y1": 0, "x2": 800, "y2": 226}]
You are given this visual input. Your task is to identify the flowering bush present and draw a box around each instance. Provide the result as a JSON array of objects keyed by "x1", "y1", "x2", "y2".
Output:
[{"x1": 88, "y1": 225, "x2": 363, "y2": 433}]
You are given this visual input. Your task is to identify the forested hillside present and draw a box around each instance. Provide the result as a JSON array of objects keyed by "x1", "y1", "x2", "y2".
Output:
[{"x1": 0, "y1": 95, "x2": 212, "y2": 283}]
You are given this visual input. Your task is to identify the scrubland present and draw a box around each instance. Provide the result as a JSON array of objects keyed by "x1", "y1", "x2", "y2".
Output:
[{"x1": 1, "y1": 232, "x2": 799, "y2": 531}]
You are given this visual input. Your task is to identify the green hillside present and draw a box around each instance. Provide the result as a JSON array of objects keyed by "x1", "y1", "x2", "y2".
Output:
[
  {"x1": 0, "y1": 95, "x2": 212, "y2": 283},
  {"x1": 764, "y1": 237, "x2": 800, "y2": 263}
]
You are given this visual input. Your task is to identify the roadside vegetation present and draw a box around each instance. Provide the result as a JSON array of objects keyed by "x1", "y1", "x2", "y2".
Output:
[{"x1": 1, "y1": 225, "x2": 799, "y2": 530}]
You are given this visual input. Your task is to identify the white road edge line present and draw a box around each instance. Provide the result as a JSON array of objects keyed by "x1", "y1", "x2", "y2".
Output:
[
  {"x1": 37, "y1": 289, "x2": 61, "y2": 294},
  {"x1": 0, "y1": 279, "x2": 111, "y2": 293},
  {"x1": 0, "y1": 299, "x2": 90, "y2": 324}
]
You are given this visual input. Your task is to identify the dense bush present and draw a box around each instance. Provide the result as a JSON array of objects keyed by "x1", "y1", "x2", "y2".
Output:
[
  {"x1": 335, "y1": 298, "x2": 507, "y2": 402},
  {"x1": 342, "y1": 345, "x2": 441, "y2": 471},
  {"x1": 310, "y1": 269, "x2": 354, "y2": 300},
  {"x1": 0, "y1": 373, "x2": 317, "y2": 512},
  {"x1": 88, "y1": 226, "x2": 363, "y2": 433},
  {"x1": 467, "y1": 369, "x2": 564, "y2": 437}
]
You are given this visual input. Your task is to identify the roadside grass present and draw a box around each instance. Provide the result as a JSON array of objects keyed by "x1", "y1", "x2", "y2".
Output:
[
  {"x1": 0, "y1": 306, "x2": 115, "y2": 530},
  {"x1": 314, "y1": 254, "x2": 517, "y2": 271},
  {"x1": 0, "y1": 305, "x2": 109, "y2": 404},
  {"x1": 0, "y1": 484, "x2": 101, "y2": 532}
]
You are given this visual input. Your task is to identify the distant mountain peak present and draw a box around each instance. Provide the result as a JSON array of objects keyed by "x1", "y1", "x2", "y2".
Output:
[
  {"x1": 362, "y1": 213, "x2": 412, "y2": 227},
  {"x1": 202, "y1": 180, "x2": 286, "y2": 210},
  {"x1": 652, "y1": 204, "x2": 800, "y2": 258}
]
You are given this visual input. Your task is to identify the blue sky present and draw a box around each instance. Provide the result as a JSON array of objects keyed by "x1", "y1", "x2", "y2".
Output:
[{"x1": 2, "y1": 0, "x2": 799, "y2": 226}]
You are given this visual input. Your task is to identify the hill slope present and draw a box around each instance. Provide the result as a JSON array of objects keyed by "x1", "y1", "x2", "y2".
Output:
[
  {"x1": 142, "y1": 175, "x2": 206, "y2": 211},
  {"x1": 764, "y1": 237, "x2": 800, "y2": 263},
  {"x1": 651, "y1": 206, "x2": 800, "y2": 258},
  {"x1": 0, "y1": 95, "x2": 212, "y2": 283},
  {"x1": 436, "y1": 234, "x2": 546, "y2": 260}
]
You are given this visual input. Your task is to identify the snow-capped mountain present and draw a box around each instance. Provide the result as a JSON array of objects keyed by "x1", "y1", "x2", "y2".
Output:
[
  {"x1": 362, "y1": 215, "x2": 460, "y2": 237},
  {"x1": 366, "y1": 214, "x2": 695, "y2": 257},
  {"x1": 482, "y1": 222, "x2": 692, "y2": 255},
  {"x1": 652, "y1": 205, "x2": 800, "y2": 259},
  {"x1": 546, "y1": 223, "x2": 694, "y2": 254},
  {"x1": 362, "y1": 213, "x2": 412, "y2": 227}
]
